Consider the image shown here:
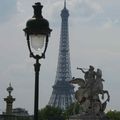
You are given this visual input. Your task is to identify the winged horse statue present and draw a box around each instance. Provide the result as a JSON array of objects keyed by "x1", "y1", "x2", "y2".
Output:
[{"x1": 69, "y1": 66, "x2": 110, "y2": 113}]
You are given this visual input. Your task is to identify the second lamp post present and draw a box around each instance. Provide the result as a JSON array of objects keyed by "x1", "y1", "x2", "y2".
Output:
[{"x1": 23, "y1": 2, "x2": 52, "y2": 120}]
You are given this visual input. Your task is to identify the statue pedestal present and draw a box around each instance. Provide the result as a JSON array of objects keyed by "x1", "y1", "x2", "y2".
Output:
[{"x1": 69, "y1": 112, "x2": 110, "y2": 120}]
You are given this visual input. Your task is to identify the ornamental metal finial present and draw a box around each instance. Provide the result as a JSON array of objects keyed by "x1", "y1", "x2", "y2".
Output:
[
  {"x1": 32, "y1": 2, "x2": 43, "y2": 19},
  {"x1": 7, "y1": 83, "x2": 13, "y2": 96}
]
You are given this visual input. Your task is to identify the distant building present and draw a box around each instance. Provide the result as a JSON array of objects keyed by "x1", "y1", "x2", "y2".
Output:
[
  {"x1": 12, "y1": 108, "x2": 29, "y2": 116},
  {"x1": 0, "y1": 108, "x2": 31, "y2": 120}
]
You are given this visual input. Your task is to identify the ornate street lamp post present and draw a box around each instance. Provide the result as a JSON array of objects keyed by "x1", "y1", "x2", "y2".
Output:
[{"x1": 23, "y1": 2, "x2": 52, "y2": 120}]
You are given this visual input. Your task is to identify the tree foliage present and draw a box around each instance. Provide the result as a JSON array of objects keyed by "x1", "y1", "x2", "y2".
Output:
[
  {"x1": 38, "y1": 105, "x2": 65, "y2": 120},
  {"x1": 38, "y1": 105, "x2": 120, "y2": 120},
  {"x1": 106, "y1": 110, "x2": 120, "y2": 120},
  {"x1": 65, "y1": 102, "x2": 83, "y2": 116}
]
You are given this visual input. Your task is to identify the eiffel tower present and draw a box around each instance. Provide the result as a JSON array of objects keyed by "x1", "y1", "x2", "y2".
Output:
[{"x1": 48, "y1": 0, "x2": 74, "y2": 110}]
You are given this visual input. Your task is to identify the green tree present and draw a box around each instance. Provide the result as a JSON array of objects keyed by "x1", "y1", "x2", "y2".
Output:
[
  {"x1": 38, "y1": 105, "x2": 65, "y2": 120},
  {"x1": 64, "y1": 102, "x2": 83, "y2": 119},
  {"x1": 106, "y1": 110, "x2": 120, "y2": 120},
  {"x1": 66, "y1": 102, "x2": 83, "y2": 115}
]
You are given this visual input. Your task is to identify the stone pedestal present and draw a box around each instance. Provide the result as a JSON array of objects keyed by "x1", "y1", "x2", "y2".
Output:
[
  {"x1": 4, "y1": 96, "x2": 15, "y2": 115},
  {"x1": 69, "y1": 112, "x2": 110, "y2": 120}
]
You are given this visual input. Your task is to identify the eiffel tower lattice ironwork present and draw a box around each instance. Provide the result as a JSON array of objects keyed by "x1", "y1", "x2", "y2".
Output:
[{"x1": 48, "y1": 0, "x2": 75, "y2": 110}]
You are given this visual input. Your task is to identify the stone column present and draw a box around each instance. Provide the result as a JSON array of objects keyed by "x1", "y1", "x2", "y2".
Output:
[{"x1": 4, "y1": 83, "x2": 15, "y2": 115}]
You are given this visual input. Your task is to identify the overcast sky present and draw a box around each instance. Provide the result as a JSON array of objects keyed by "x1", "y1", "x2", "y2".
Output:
[{"x1": 0, "y1": 0, "x2": 120, "y2": 114}]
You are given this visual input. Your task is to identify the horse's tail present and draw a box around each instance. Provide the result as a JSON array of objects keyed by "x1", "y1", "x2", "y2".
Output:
[
  {"x1": 101, "y1": 100, "x2": 107, "y2": 112},
  {"x1": 101, "y1": 91, "x2": 110, "y2": 112}
]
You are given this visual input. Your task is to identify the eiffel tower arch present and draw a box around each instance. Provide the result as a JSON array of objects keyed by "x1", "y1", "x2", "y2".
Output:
[{"x1": 48, "y1": 0, "x2": 75, "y2": 110}]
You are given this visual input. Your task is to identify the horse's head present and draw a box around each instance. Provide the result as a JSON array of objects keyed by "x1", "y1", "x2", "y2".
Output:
[{"x1": 69, "y1": 78, "x2": 85, "y2": 87}]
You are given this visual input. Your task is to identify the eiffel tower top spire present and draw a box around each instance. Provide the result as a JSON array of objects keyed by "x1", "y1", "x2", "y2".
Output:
[
  {"x1": 61, "y1": 0, "x2": 69, "y2": 18},
  {"x1": 64, "y1": 0, "x2": 66, "y2": 8}
]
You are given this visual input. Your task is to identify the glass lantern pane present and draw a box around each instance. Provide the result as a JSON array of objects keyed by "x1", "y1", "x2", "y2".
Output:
[{"x1": 30, "y1": 34, "x2": 46, "y2": 51}]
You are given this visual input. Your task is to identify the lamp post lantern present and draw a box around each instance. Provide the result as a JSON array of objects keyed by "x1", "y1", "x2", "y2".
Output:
[{"x1": 23, "y1": 2, "x2": 52, "y2": 120}]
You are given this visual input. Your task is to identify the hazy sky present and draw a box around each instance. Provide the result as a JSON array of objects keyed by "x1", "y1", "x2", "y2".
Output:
[{"x1": 0, "y1": 0, "x2": 120, "y2": 114}]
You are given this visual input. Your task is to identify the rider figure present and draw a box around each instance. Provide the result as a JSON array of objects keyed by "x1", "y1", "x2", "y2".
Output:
[
  {"x1": 96, "y1": 69, "x2": 105, "y2": 82},
  {"x1": 77, "y1": 65, "x2": 96, "y2": 88},
  {"x1": 77, "y1": 65, "x2": 96, "y2": 80}
]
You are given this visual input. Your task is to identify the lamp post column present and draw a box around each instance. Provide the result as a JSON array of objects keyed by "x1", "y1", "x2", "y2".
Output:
[
  {"x1": 34, "y1": 57, "x2": 41, "y2": 120},
  {"x1": 23, "y1": 2, "x2": 52, "y2": 120}
]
